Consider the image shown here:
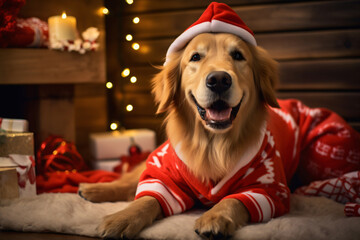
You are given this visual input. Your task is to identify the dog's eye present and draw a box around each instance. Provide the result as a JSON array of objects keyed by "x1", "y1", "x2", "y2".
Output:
[
  {"x1": 231, "y1": 50, "x2": 245, "y2": 61},
  {"x1": 190, "y1": 53, "x2": 201, "y2": 62}
]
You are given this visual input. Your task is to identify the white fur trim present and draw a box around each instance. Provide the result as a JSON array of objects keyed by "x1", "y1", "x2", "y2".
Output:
[
  {"x1": 211, "y1": 20, "x2": 257, "y2": 46},
  {"x1": 165, "y1": 20, "x2": 257, "y2": 65},
  {"x1": 165, "y1": 22, "x2": 211, "y2": 65}
]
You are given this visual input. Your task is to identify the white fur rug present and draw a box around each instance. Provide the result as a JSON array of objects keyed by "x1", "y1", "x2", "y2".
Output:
[{"x1": 1, "y1": 193, "x2": 360, "y2": 240}]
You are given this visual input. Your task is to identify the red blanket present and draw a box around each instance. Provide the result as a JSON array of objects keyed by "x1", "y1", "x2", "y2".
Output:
[{"x1": 36, "y1": 170, "x2": 119, "y2": 194}]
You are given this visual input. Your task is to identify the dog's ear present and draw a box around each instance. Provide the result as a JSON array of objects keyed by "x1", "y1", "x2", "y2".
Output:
[
  {"x1": 251, "y1": 46, "x2": 280, "y2": 108},
  {"x1": 151, "y1": 52, "x2": 182, "y2": 114}
]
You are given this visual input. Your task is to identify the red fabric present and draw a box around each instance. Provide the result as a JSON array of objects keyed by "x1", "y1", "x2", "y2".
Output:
[
  {"x1": 295, "y1": 171, "x2": 360, "y2": 204},
  {"x1": 0, "y1": 0, "x2": 25, "y2": 12},
  {"x1": 36, "y1": 170, "x2": 120, "y2": 194},
  {"x1": 165, "y1": 2, "x2": 256, "y2": 64},
  {"x1": 0, "y1": 0, "x2": 26, "y2": 47},
  {"x1": 36, "y1": 135, "x2": 118, "y2": 194},
  {"x1": 6, "y1": 17, "x2": 48, "y2": 47},
  {"x1": 135, "y1": 138, "x2": 290, "y2": 222},
  {"x1": 269, "y1": 100, "x2": 360, "y2": 185},
  {"x1": 187, "y1": 2, "x2": 253, "y2": 36},
  {"x1": 345, "y1": 203, "x2": 360, "y2": 217},
  {"x1": 135, "y1": 99, "x2": 360, "y2": 221},
  {"x1": 295, "y1": 171, "x2": 360, "y2": 217},
  {"x1": 35, "y1": 136, "x2": 148, "y2": 194}
]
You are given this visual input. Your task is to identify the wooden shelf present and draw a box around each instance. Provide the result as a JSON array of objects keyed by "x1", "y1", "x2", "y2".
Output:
[{"x1": 0, "y1": 48, "x2": 105, "y2": 85}]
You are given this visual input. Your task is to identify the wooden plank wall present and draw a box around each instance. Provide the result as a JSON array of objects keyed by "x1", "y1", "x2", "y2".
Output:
[{"x1": 108, "y1": 0, "x2": 360, "y2": 145}]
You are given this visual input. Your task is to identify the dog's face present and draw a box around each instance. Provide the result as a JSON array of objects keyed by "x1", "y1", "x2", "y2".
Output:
[
  {"x1": 152, "y1": 33, "x2": 279, "y2": 134},
  {"x1": 181, "y1": 33, "x2": 257, "y2": 132}
]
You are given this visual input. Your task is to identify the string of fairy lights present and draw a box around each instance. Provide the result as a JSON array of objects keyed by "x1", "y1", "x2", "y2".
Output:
[{"x1": 106, "y1": 0, "x2": 140, "y2": 131}]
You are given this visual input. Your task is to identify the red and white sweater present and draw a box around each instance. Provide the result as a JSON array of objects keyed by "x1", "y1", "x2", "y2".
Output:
[{"x1": 135, "y1": 99, "x2": 360, "y2": 222}]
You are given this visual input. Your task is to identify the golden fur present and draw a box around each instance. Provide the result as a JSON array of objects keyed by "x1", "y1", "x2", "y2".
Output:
[
  {"x1": 152, "y1": 33, "x2": 279, "y2": 182},
  {"x1": 79, "y1": 33, "x2": 280, "y2": 239}
]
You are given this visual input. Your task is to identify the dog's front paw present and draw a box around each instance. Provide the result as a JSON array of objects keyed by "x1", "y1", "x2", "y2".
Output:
[
  {"x1": 194, "y1": 199, "x2": 248, "y2": 240},
  {"x1": 195, "y1": 213, "x2": 236, "y2": 240},
  {"x1": 97, "y1": 210, "x2": 144, "y2": 239},
  {"x1": 194, "y1": 211, "x2": 236, "y2": 240},
  {"x1": 78, "y1": 183, "x2": 109, "y2": 202}
]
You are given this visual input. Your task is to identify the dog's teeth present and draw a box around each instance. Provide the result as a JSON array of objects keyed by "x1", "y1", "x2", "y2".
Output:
[{"x1": 206, "y1": 108, "x2": 231, "y2": 121}]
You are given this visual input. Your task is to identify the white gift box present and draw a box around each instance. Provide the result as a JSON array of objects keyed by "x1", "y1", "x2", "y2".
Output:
[
  {"x1": 0, "y1": 118, "x2": 29, "y2": 132},
  {"x1": 94, "y1": 159, "x2": 120, "y2": 172},
  {"x1": 90, "y1": 129, "x2": 156, "y2": 160},
  {"x1": 0, "y1": 154, "x2": 36, "y2": 198}
]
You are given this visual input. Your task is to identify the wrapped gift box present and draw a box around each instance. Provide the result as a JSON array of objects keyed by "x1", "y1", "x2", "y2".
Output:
[
  {"x1": 0, "y1": 132, "x2": 34, "y2": 156},
  {"x1": 0, "y1": 118, "x2": 29, "y2": 132},
  {"x1": 0, "y1": 167, "x2": 19, "y2": 200},
  {"x1": 0, "y1": 132, "x2": 36, "y2": 198},
  {"x1": 94, "y1": 159, "x2": 120, "y2": 172},
  {"x1": 90, "y1": 129, "x2": 156, "y2": 160},
  {"x1": 0, "y1": 155, "x2": 36, "y2": 198}
]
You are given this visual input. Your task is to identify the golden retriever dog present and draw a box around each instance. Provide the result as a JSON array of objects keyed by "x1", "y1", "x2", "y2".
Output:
[
  {"x1": 79, "y1": 32, "x2": 280, "y2": 239},
  {"x1": 79, "y1": 28, "x2": 360, "y2": 239}
]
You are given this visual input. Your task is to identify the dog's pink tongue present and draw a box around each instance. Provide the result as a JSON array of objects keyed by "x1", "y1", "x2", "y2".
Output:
[{"x1": 206, "y1": 108, "x2": 232, "y2": 121}]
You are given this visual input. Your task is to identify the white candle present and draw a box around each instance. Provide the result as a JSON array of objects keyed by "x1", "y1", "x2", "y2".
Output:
[{"x1": 48, "y1": 12, "x2": 78, "y2": 42}]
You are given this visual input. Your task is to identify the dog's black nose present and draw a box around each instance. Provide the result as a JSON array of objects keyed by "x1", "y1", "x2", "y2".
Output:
[{"x1": 206, "y1": 71, "x2": 232, "y2": 93}]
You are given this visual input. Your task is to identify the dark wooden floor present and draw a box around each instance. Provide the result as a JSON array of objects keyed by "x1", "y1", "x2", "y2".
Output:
[{"x1": 0, "y1": 231, "x2": 100, "y2": 240}]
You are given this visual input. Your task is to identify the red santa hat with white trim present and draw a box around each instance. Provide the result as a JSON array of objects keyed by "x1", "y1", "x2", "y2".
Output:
[{"x1": 165, "y1": 2, "x2": 257, "y2": 64}]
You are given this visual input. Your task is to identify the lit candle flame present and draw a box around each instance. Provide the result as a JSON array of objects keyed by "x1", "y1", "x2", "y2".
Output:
[{"x1": 61, "y1": 12, "x2": 67, "y2": 19}]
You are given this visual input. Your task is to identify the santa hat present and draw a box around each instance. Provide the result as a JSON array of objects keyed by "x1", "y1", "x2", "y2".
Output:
[{"x1": 165, "y1": 2, "x2": 257, "y2": 64}]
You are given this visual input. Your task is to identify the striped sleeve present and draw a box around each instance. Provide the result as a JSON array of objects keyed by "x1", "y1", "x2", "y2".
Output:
[
  {"x1": 134, "y1": 142, "x2": 194, "y2": 217},
  {"x1": 225, "y1": 186, "x2": 289, "y2": 222},
  {"x1": 135, "y1": 179, "x2": 191, "y2": 216}
]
